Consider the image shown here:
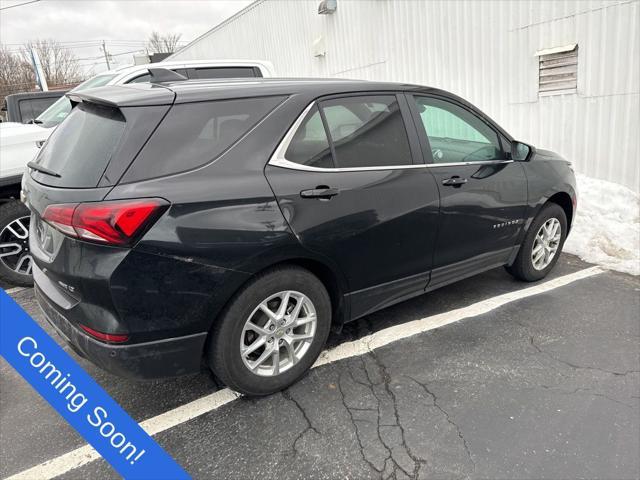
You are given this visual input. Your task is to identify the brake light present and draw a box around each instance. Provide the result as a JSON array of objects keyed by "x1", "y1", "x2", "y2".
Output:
[
  {"x1": 79, "y1": 324, "x2": 129, "y2": 343},
  {"x1": 41, "y1": 203, "x2": 77, "y2": 237},
  {"x1": 42, "y1": 198, "x2": 168, "y2": 246}
]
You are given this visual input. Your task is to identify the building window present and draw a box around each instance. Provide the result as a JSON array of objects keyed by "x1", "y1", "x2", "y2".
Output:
[{"x1": 535, "y1": 44, "x2": 578, "y2": 95}]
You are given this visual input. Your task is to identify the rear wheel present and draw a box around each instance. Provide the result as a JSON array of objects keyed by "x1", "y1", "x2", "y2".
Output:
[
  {"x1": 0, "y1": 201, "x2": 33, "y2": 287},
  {"x1": 506, "y1": 202, "x2": 567, "y2": 282},
  {"x1": 207, "y1": 266, "x2": 331, "y2": 396}
]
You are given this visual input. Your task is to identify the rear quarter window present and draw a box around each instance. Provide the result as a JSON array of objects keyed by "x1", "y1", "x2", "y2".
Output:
[{"x1": 123, "y1": 96, "x2": 284, "y2": 182}]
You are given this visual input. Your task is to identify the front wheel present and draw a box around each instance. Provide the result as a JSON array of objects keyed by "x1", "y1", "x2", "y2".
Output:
[
  {"x1": 0, "y1": 201, "x2": 34, "y2": 287},
  {"x1": 506, "y1": 202, "x2": 567, "y2": 282},
  {"x1": 207, "y1": 266, "x2": 331, "y2": 396}
]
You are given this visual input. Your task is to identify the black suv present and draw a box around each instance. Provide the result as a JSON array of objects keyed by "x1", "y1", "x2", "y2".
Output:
[{"x1": 24, "y1": 76, "x2": 576, "y2": 395}]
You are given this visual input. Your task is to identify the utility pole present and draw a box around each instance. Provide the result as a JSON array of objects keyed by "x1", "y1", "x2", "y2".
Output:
[
  {"x1": 29, "y1": 47, "x2": 48, "y2": 91},
  {"x1": 101, "y1": 40, "x2": 111, "y2": 70}
]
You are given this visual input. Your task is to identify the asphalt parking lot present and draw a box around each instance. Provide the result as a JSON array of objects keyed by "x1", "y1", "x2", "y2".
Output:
[{"x1": 1, "y1": 254, "x2": 639, "y2": 480}]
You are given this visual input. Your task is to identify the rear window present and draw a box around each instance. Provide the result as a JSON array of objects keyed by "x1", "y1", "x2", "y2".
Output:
[
  {"x1": 18, "y1": 97, "x2": 58, "y2": 123},
  {"x1": 123, "y1": 96, "x2": 284, "y2": 182},
  {"x1": 32, "y1": 103, "x2": 126, "y2": 187}
]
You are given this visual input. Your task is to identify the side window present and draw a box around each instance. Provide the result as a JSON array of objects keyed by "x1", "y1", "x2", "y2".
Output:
[
  {"x1": 284, "y1": 95, "x2": 414, "y2": 169},
  {"x1": 413, "y1": 96, "x2": 505, "y2": 163},
  {"x1": 285, "y1": 106, "x2": 333, "y2": 168},
  {"x1": 189, "y1": 67, "x2": 260, "y2": 79},
  {"x1": 127, "y1": 73, "x2": 151, "y2": 84},
  {"x1": 320, "y1": 95, "x2": 413, "y2": 168},
  {"x1": 126, "y1": 70, "x2": 187, "y2": 84},
  {"x1": 322, "y1": 105, "x2": 361, "y2": 138}
]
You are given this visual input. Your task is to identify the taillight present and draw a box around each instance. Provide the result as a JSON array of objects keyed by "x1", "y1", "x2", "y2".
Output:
[
  {"x1": 42, "y1": 198, "x2": 168, "y2": 246},
  {"x1": 41, "y1": 203, "x2": 77, "y2": 237},
  {"x1": 79, "y1": 324, "x2": 129, "y2": 343}
]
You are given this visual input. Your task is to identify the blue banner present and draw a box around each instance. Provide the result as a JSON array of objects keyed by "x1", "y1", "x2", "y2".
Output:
[{"x1": 0, "y1": 289, "x2": 190, "y2": 480}]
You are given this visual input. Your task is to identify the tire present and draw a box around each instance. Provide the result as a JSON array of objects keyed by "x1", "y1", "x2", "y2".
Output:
[
  {"x1": 207, "y1": 266, "x2": 331, "y2": 396},
  {"x1": 0, "y1": 200, "x2": 33, "y2": 287},
  {"x1": 506, "y1": 202, "x2": 567, "y2": 282}
]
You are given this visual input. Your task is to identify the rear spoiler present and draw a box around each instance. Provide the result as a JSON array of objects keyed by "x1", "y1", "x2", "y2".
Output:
[
  {"x1": 66, "y1": 93, "x2": 117, "y2": 110},
  {"x1": 66, "y1": 83, "x2": 176, "y2": 110}
]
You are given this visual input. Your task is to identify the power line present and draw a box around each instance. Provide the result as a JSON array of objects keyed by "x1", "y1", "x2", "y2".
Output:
[
  {"x1": 3, "y1": 44, "x2": 152, "y2": 55},
  {"x1": 0, "y1": 0, "x2": 40, "y2": 11},
  {"x1": 2, "y1": 41, "x2": 190, "y2": 55},
  {"x1": 117, "y1": 49, "x2": 145, "y2": 56},
  {"x1": 76, "y1": 54, "x2": 104, "y2": 61}
]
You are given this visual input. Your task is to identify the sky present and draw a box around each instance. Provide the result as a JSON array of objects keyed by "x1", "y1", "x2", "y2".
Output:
[{"x1": 0, "y1": 0, "x2": 252, "y2": 75}]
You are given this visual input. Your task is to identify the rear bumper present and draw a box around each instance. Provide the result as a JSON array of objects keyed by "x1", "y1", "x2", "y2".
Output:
[{"x1": 34, "y1": 283, "x2": 207, "y2": 380}]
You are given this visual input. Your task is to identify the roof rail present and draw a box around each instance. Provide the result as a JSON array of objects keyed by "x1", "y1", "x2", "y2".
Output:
[{"x1": 148, "y1": 68, "x2": 187, "y2": 83}]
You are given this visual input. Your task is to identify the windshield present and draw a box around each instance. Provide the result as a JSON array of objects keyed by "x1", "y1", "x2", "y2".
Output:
[{"x1": 35, "y1": 74, "x2": 116, "y2": 127}]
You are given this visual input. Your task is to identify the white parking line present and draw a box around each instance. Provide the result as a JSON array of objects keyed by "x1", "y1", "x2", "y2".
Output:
[
  {"x1": 5, "y1": 266, "x2": 603, "y2": 480},
  {"x1": 3, "y1": 286, "x2": 29, "y2": 295}
]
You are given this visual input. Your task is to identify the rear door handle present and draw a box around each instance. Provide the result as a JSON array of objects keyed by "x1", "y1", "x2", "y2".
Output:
[
  {"x1": 300, "y1": 186, "x2": 340, "y2": 199},
  {"x1": 442, "y1": 176, "x2": 468, "y2": 187}
]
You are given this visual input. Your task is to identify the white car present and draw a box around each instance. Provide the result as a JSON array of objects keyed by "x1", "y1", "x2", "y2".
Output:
[{"x1": 0, "y1": 59, "x2": 274, "y2": 286}]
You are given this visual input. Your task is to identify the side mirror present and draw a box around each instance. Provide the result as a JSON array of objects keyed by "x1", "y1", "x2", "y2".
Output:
[{"x1": 510, "y1": 141, "x2": 534, "y2": 161}]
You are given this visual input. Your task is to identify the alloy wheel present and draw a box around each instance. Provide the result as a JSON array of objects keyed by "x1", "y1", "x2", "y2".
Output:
[
  {"x1": 0, "y1": 216, "x2": 32, "y2": 276},
  {"x1": 531, "y1": 217, "x2": 561, "y2": 270},
  {"x1": 240, "y1": 290, "x2": 317, "y2": 377}
]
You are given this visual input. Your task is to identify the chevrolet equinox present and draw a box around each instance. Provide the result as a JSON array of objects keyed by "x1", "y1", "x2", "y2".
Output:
[{"x1": 23, "y1": 73, "x2": 576, "y2": 395}]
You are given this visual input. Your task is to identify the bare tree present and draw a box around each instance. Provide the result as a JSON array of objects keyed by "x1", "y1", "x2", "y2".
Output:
[
  {"x1": 0, "y1": 45, "x2": 35, "y2": 99},
  {"x1": 147, "y1": 31, "x2": 182, "y2": 54},
  {"x1": 21, "y1": 39, "x2": 82, "y2": 87}
]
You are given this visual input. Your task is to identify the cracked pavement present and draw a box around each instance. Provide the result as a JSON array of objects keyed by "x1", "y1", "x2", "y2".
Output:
[{"x1": 1, "y1": 255, "x2": 639, "y2": 479}]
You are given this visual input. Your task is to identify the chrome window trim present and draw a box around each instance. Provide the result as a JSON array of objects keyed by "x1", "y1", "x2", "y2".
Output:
[
  {"x1": 427, "y1": 160, "x2": 514, "y2": 168},
  {"x1": 267, "y1": 101, "x2": 514, "y2": 173},
  {"x1": 270, "y1": 158, "x2": 429, "y2": 172}
]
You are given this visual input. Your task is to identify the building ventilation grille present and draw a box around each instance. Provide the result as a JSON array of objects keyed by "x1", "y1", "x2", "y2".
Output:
[{"x1": 537, "y1": 45, "x2": 578, "y2": 94}]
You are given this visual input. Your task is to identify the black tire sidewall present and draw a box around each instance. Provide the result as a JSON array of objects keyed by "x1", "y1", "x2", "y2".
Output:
[
  {"x1": 0, "y1": 201, "x2": 33, "y2": 287},
  {"x1": 208, "y1": 267, "x2": 331, "y2": 396},
  {"x1": 518, "y1": 203, "x2": 568, "y2": 281}
]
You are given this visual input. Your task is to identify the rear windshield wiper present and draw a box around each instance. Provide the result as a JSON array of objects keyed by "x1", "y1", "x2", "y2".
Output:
[
  {"x1": 27, "y1": 161, "x2": 61, "y2": 178},
  {"x1": 29, "y1": 119, "x2": 43, "y2": 124}
]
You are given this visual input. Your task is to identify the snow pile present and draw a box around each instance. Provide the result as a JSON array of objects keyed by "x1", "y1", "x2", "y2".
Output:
[{"x1": 564, "y1": 174, "x2": 640, "y2": 275}]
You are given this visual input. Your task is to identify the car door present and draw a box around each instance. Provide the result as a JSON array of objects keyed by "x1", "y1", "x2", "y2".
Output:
[
  {"x1": 407, "y1": 94, "x2": 528, "y2": 287},
  {"x1": 265, "y1": 93, "x2": 440, "y2": 319}
]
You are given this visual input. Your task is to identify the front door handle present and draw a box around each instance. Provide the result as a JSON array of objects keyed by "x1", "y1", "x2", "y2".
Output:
[
  {"x1": 300, "y1": 186, "x2": 340, "y2": 199},
  {"x1": 442, "y1": 176, "x2": 468, "y2": 187}
]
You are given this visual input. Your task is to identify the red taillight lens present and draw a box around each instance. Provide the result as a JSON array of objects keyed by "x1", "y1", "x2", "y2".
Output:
[
  {"x1": 41, "y1": 203, "x2": 78, "y2": 237},
  {"x1": 79, "y1": 324, "x2": 129, "y2": 343},
  {"x1": 42, "y1": 198, "x2": 167, "y2": 246}
]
